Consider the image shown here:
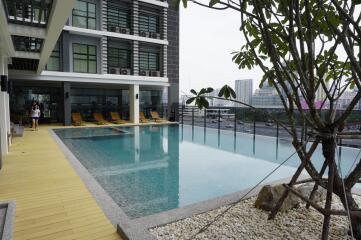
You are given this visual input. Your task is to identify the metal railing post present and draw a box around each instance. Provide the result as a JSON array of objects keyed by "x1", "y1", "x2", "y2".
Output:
[
  {"x1": 204, "y1": 108, "x2": 206, "y2": 129},
  {"x1": 234, "y1": 107, "x2": 237, "y2": 137},
  {"x1": 218, "y1": 107, "x2": 221, "y2": 134},
  {"x1": 181, "y1": 105, "x2": 184, "y2": 125},
  {"x1": 192, "y1": 108, "x2": 194, "y2": 127}
]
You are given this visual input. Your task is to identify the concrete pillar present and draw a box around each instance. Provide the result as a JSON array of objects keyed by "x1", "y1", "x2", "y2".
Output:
[
  {"x1": 0, "y1": 56, "x2": 9, "y2": 157},
  {"x1": 4, "y1": 62, "x2": 10, "y2": 146},
  {"x1": 63, "y1": 82, "x2": 71, "y2": 126},
  {"x1": 129, "y1": 85, "x2": 139, "y2": 124}
]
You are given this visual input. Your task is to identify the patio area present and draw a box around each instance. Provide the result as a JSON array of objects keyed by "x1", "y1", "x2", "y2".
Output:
[{"x1": 0, "y1": 125, "x2": 123, "y2": 240}]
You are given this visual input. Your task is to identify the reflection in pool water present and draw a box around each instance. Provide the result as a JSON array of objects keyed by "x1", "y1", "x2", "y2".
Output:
[{"x1": 54, "y1": 125, "x2": 360, "y2": 219}]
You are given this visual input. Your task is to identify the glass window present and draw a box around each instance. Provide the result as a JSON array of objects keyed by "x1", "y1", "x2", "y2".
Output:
[
  {"x1": 73, "y1": 43, "x2": 97, "y2": 73},
  {"x1": 46, "y1": 41, "x2": 61, "y2": 71},
  {"x1": 139, "y1": 13, "x2": 159, "y2": 33},
  {"x1": 73, "y1": 0, "x2": 96, "y2": 29},
  {"x1": 107, "y1": 1, "x2": 131, "y2": 29},
  {"x1": 139, "y1": 50, "x2": 160, "y2": 71},
  {"x1": 108, "y1": 47, "x2": 131, "y2": 70}
]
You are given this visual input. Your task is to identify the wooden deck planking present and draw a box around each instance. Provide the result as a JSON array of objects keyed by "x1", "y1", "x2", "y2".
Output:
[{"x1": 0, "y1": 126, "x2": 122, "y2": 240}]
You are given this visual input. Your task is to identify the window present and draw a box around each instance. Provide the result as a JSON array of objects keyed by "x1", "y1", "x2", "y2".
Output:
[
  {"x1": 139, "y1": 6, "x2": 160, "y2": 33},
  {"x1": 72, "y1": 0, "x2": 96, "y2": 29},
  {"x1": 12, "y1": 36, "x2": 43, "y2": 52},
  {"x1": 73, "y1": 43, "x2": 97, "y2": 73},
  {"x1": 108, "y1": 48, "x2": 131, "y2": 70},
  {"x1": 139, "y1": 50, "x2": 160, "y2": 71},
  {"x1": 139, "y1": 14, "x2": 159, "y2": 33},
  {"x1": 46, "y1": 41, "x2": 61, "y2": 71},
  {"x1": 107, "y1": 1, "x2": 131, "y2": 30}
]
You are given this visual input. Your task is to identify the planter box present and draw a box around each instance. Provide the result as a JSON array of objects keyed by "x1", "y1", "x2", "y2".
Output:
[{"x1": 0, "y1": 201, "x2": 15, "y2": 240}]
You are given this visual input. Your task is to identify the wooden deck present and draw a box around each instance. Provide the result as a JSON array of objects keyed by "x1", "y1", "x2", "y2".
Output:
[{"x1": 0, "y1": 126, "x2": 122, "y2": 240}]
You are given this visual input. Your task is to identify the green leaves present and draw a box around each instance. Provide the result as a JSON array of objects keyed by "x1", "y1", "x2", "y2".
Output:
[
  {"x1": 218, "y1": 85, "x2": 236, "y2": 99},
  {"x1": 352, "y1": 0, "x2": 361, "y2": 5},
  {"x1": 186, "y1": 88, "x2": 214, "y2": 109},
  {"x1": 209, "y1": 0, "x2": 219, "y2": 7}
]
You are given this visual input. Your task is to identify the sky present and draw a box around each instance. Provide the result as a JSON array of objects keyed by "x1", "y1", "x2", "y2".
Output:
[{"x1": 179, "y1": 3, "x2": 263, "y2": 96}]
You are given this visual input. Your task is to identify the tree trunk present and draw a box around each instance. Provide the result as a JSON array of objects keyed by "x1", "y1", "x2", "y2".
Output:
[{"x1": 321, "y1": 135, "x2": 361, "y2": 240}]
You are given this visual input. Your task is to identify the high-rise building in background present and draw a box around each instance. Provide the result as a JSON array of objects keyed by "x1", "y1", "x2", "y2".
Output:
[
  {"x1": 235, "y1": 79, "x2": 253, "y2": 107},
  {"x1": 252, "y1": 82, "x2": 283, "y2": 108}
]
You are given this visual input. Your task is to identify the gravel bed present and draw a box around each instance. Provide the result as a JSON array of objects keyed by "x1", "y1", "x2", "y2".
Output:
[{"x1": 150, "y1": 195, "x2": 361, "y2": 240}]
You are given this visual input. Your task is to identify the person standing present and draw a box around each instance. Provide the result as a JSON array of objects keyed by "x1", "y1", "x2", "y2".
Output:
[{"x1": 31, "y1": 104, "x2": 41, "y2": 131}]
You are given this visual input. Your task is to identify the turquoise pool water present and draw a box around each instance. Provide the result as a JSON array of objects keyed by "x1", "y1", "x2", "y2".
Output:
[{"x1": 54, "y1": 125, "x2": 361, "y2": 219}]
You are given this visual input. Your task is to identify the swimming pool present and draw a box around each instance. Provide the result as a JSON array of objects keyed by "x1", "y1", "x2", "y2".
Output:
[{"x1": 54, "y1": 124, "x2": 361, "y2": 219}]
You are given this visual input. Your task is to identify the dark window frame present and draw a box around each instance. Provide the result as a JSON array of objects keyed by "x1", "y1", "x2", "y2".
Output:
[
  {"x1": 72, "y1": 43, "x2": 97, "y2": 73},
  {"x1": 72, "y1": 0, "x2": 96, "y2": 30}
]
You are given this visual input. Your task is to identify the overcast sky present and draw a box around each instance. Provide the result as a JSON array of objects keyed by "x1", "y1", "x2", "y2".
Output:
[{"x1": 179, "y1": 3, "x2": 263, "y2": 96}]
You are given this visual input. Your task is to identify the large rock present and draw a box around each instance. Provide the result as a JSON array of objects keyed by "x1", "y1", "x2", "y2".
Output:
[{"x1": 254, "y1": 183, "x2": 326, "y2": 212}]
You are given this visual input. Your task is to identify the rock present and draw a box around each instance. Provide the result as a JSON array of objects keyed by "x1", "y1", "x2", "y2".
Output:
[
  {"x1": 254, "y1": 183, "x2": 327, "y2": 212},
  {"x1": 254, "y1": 184, "x2": 300, "y2": 211},
  {"x1": 297, "y1": 183, "x2": 326, "y2": 203}
]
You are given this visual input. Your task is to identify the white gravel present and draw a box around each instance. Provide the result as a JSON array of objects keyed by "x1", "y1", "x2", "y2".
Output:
[{"x1": 150, "y1": 194, "x2": 361, "y2": 240}]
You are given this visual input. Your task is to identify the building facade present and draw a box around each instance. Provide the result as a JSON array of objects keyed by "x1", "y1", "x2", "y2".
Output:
[
  {"x1": 235, "y1": 79, "x2": 252, "y2": 107},
  {"x1": 0, "y1": 0, "x2": 179, "y2": 164},
  {"x1": 252, "y1": 83, "x2": 283, "y2": 108}
]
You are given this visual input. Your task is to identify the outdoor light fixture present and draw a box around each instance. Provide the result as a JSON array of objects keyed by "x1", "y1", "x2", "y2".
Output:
[
  {"x1": 136, "y1": 93, "x2": 139, "y2": 99},
  {"x1": 1, "y1": 75, "x2": 8, "y2": 92},
  {"x1": 7, "y1": 80, "x2": 12, "y2": 94},
  {"x1": 65, "y1": 92, "x2": 69, "y2": 99}
]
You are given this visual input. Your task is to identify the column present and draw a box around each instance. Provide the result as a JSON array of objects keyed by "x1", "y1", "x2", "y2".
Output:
[
  {"x1": 129, "y1": 85, "x2": 139, "y2": 124},
  {"x1": 4, "y1": 60, "x2": 10, "y2": 146},
  {"x1": 63, "y1": 82, "x2": 71, "y2": 126},
  {"x1": 0, "y1": 56, "x2": 9, "y2": 157}
]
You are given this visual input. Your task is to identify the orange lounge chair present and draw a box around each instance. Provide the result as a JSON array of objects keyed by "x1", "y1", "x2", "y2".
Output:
[
  {"x1": 139, "y1": 112, "x2": 150, "y2": 123},
  {"x1": 150, "y1": 111, "x2": 167, "y2": 122},
  {"x1": 110, "y1": 112, "x2": 127, "y2": 124},
  {"x1": 93, "y1": 113, "x2": 108, "y2": 125},
  {"x1": 72, "y1": 112, "x2": 84, "y2": 126}
]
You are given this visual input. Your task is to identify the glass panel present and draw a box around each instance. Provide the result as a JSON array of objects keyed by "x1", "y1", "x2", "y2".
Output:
[{"x1": 88, "y1": 61, "x2": 97, "y2": 73}]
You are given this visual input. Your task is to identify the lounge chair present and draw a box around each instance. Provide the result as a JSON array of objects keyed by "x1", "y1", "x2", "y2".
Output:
[
  {"x1": 72, "y1": 112, "x2": 84, "y2": 126},
  {"x1": 93, "y1": 113, "x2": 109, "y2": 125},
  {"x1": 150, "y1": 111, "x2": 167, "y2": 122},
  {"x1": 139, "y1": 112, "x2": 150, "y2": 123},
  {"x1": 110, "y1": 112, "x2": 127, "y2": 124}
]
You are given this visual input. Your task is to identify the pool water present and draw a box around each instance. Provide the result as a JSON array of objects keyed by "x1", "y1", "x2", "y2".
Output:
[{"x1": 54, "y1": 125, "x2": 361, "y2": 219}]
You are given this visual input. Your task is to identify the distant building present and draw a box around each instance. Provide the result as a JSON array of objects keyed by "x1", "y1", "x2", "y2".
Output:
[
  {"x1": 337, "y1": 91, "x2": 360, "y2": 110},
  {"x1": 235, "y1": 79, "x2": 253, "y2": 107},
  {"x1": 252, "y1": 83, "x2": 283, "y2": 108}
]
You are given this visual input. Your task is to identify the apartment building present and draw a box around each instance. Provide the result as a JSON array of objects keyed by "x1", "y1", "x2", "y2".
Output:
[{"x1": 0, "y1": 0, "x2": 179, "y2": 164}]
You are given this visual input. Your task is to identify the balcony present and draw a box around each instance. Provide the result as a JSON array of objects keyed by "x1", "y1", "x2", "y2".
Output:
[
  {"x1": 107, "y1": 38, "x2": 132, "y2": 75},
  {"x1": 107, "y1": 0, "x2": 131, "y2": 35},
  {"x1": 2, "y1": 0, "x2": 53, "y2": 27}
]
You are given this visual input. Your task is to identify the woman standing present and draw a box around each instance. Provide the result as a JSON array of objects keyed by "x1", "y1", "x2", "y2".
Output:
[{"x1": 31, "y1": 104, "x2": 41, "y2": 131}]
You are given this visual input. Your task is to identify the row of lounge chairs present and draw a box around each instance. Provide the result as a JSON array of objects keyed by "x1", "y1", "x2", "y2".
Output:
[{"x1": 71, "y1": 111, "x2": 166, "y2": 126}]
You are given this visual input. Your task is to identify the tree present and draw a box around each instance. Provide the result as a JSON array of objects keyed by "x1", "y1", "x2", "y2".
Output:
[{"x1": 180, "y1": 0, "x2": 361, "y2": 239}]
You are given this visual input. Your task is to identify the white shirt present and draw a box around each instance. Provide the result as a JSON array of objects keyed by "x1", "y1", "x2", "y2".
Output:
[{"x1": 31, "y1": 109, "x2": 40, "y2": 118}]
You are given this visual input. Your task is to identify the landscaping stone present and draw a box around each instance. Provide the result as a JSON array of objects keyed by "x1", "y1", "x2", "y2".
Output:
[
  {"x1": 254, "y1": 183, "x2": 327, "y2": 212},
  {"x1": 150, "y1": 194, "x2": 360, "y2": 240}
]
